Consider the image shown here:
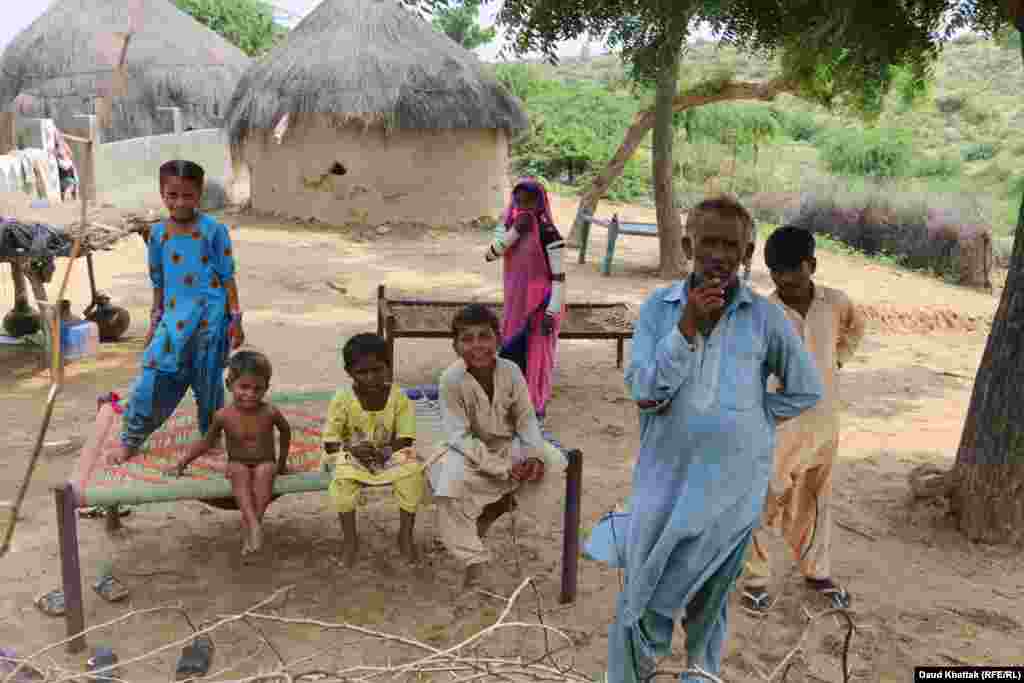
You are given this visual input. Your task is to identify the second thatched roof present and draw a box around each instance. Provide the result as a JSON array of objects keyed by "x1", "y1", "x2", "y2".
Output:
[
  {"x1": 225, "y1": 0, "x2": 528, "y2": 145},
  {"x1": 0, "y1": 0, "x2": 251, "y2": 142}
]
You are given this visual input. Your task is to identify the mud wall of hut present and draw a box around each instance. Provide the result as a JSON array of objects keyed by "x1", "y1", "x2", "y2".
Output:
[{"x1": 245, "y1": 118, "x2": 509, "y2": 226}]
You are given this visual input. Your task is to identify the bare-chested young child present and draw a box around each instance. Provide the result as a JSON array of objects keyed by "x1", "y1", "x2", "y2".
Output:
[{"x1": 173, "y1": 351, "x2": 291, "y2": 555}]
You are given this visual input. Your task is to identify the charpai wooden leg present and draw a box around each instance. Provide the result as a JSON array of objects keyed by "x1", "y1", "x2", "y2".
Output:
[
  {"x1": 55, "y1": 482, "x2": 86, "y2": 652},
  {"x1": 105, "y1": 504, "x2": 122, "y2": 533},
  {"x1": 560, "y1": 449, "x2": 583, "y2": 604},
  {"x1": 616, "y1": 338, "x2": 624, "y2": 369}
]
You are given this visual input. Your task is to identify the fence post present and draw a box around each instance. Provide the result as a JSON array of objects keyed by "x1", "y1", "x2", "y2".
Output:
[{"x1": 70, "y1": 115, "x2": 98, "y2": 201}]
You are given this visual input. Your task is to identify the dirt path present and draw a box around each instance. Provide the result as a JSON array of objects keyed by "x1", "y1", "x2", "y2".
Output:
[{"x1": 1, "y1": 196, "x2": 1019, "y2": 681}]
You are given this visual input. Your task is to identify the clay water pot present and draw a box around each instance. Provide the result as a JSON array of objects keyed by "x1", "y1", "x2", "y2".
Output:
[
  {"x1": 3, "y1": 300, "x2": 41, "y2": 337},
  {"x1": 84, "y1": 294, "x2": 131, "y2": 342}
]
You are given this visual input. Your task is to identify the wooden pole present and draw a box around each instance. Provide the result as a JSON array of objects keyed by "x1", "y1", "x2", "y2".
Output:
[
  {"x1": 55, "y1": 483, "x2": 87, "y2": 653},
  {"x1": 559, "y1": 449, "x2": 583, "y2": 604},
  {"x1": 0, "y1": 132, "x2": 90, "y2": 560}
]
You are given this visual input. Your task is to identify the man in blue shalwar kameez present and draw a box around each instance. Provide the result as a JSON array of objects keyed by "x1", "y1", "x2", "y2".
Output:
[{"x1": 586, "y1": 197, "x2": 824, "y2": 682}]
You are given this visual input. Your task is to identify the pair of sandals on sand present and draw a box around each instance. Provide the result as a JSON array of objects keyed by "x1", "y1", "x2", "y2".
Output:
[
  {"x1": 80, "y1": 639, "x2": 214, "y2": 681},
  {"x1": 34, "y1": 574, "x2": 130, "y2": 617},
  {"x1": 741, "y1": 577, "x2": 851, "y2": 613}
]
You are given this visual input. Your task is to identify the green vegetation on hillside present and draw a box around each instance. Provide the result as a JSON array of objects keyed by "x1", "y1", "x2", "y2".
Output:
[{"x1": 493, "y1": 36, "x2": 1022, "y2": 252}]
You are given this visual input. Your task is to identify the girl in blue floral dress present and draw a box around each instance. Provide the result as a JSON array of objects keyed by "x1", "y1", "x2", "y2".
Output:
[{"x1": 113, "y1": 160, "x2": 246, "y2": 463}]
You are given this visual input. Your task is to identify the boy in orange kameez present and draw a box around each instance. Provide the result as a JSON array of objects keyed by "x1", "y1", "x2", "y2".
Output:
[{"x1": 742, "y1": 226, "x2": 865, "y2": 612}]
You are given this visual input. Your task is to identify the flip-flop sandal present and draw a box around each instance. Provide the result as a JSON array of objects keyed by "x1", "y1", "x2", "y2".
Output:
[
  {"x1": 106, "y1": 506, "x2": 131, "y2": 518},
  {"x1": 741, "y1": 588, "x2": 775, "y2": 613},
  {"x1": 820, "y1": 587, "x2": 851, "y2": 609},
  {"x1": 34, "y1": 589, "x2": 65, "y2": 617},
  {"x1": 807, "y1": 579, "x2": 851, "y2": 609},
  {"x1": 87, "y1": 647, "x2": 119, "y2": 682},
  {"x1": 175, "y1": 635, "x2": 214, "y2": 681},
  {"x1": 93, "y1": 574, "x2": 129, "y2": 603},
  {"x1": 78, "y1": 507, "x2": 104, "y2": 519}
]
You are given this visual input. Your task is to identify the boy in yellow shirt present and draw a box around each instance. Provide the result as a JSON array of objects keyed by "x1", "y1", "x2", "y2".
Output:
[{"x1": 323, "y1": 333, "x2": 425, "y2": 566}]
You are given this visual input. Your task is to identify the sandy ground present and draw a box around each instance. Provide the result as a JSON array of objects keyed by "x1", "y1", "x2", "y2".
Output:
[{"x1": 1, "y1": 193, "x2": 1020, "y2": 681}]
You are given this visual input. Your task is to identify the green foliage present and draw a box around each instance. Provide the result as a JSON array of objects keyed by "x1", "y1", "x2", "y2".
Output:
[
  {"x1": 173, "y1": 0, "x2": 285, "y2": 56},
  {"x1": 819, "y1": 126, "x2": 913, "y2": 177},
  {"x1": 963, "y1": 142, "x2": 998, "y2": 162},
  {"x1": 431, "y1": 0, "x2": 496, "y2": 51},
  {"x1": 681, "y1": 103, "x2": 780, "y2": 149},
  {"x1": 508, "y1": 76, "x2": 648, "y2": 202},
  {"x1": 493, "y1": 63, "x2": 554, "y2": 102},
  {"x1": 1010, "y1": 174, "x2": 1024, "y2": 199},
  {"x1": 994, "y1": 26, "x2": 1022, "y2": 50},
  {"x1": 912, "y1": 154, "x2": 962, "y2": 179},
  {"x1": 773, "y1": 109, "x2": 822, "y2": 141}
]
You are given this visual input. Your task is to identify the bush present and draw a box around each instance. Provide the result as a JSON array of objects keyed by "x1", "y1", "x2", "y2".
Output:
[
  {"x1": 791, "y1": 187, "x2": 993, "y2": 287},
  {"x1": 681, "y1": 103, "x2": 781, "y2": 150},
  {"x1": 1009, "y1": 174, "x2": 1024, "y2": 199},
  {"x1": 819, "y1": 127, "x2": 913, "y2": 178},
  {"x1": 912, "y1": 155, "x2": 962, "y2": 179},
  {"x1": 508, "y1": 77, "x2": 649, "y2": 202},
  {"x1": 772, "y1": 109, "x2": 822, "y2": 142},
  {"x1": 493, "y1": 63, "x2": 554, "y2": 102},
  {"x1": 962, "y1": 142, "x2": 998, "y2": 162}
]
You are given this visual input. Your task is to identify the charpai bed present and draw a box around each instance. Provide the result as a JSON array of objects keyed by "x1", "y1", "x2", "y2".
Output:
[{"x1": 55, "y1": 386, "x2": 583, "y2": 652}]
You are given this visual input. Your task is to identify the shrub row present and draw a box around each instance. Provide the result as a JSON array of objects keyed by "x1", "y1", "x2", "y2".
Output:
[{"x1": 791, "y1": 190, "x2": 994, "y2": 289}]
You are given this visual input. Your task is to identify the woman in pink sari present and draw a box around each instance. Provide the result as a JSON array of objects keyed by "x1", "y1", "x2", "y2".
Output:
[{"x1": 485, "y1": 178, "x2": 566, "y2": 420}]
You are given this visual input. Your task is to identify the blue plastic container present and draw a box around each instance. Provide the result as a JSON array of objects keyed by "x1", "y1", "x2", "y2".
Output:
[{"x1": 60, "y1": 321, "x2": 99, "y2": 362}]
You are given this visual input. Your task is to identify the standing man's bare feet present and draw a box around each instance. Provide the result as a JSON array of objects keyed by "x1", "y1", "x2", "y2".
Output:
[{"x1": 250, "y1": 524, "x2": 264, "y2": 553}]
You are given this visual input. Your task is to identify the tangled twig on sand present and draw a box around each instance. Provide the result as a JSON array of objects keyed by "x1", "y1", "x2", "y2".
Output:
[
  {"x1": 17, "y1": 579, "x2": 588, "y2": 683},
  {"x1": 18, "y1": 580, "x2": 858, "y2": 683},
  {"x1": 651, "y1": 606, "x2": 856, "y2": 683}
]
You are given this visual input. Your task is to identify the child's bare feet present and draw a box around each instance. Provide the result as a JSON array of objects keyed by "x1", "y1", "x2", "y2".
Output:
[
  {"x1": 110, "y1": 445, "x2": 138, "y2": 465},
  {"x1": 464, "y1": 563, "x2": 484, "y2": 589},
  {"x1": 398, "y1": 536, "x2": 419, "y2": 564},
  {"x1": 240, "y1": 529, "x2": 253, "y2": 556},
  {"x1": 250, "y1": 524, "x2": 264, "y2": 553},
  {"x1": 398, "y1": 511, "x2": 418, "y2": 564}
]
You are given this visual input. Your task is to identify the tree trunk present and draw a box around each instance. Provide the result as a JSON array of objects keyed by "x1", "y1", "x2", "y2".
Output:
[
  {"x1": 567, "y1": 123, "x2": 652, "y2": 247},
  {"x1": 949, "y1": 18, "x2": 1024, "y2": 545},
  {"x1": 653, "y1": 41, "x2": 687, "y2": 279},
  {"x1": 566, "y1": 78, "x2": 793, "y2": 247}
]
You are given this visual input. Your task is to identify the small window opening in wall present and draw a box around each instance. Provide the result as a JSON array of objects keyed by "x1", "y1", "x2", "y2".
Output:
[{"x1": 329, "y1": 162, "x2": 347, "y2": 176}]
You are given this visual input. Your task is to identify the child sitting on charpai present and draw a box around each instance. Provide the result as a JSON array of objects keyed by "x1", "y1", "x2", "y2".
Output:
[
  {"x1": 429, "y1": 304, "x2": 567, "y2": 589},
  {"x1": 174, "y1": 350, "x2": 291, "y2": 557},
  {"x1": 322, "y1": 333, "x2": 426, "y2": 567}
]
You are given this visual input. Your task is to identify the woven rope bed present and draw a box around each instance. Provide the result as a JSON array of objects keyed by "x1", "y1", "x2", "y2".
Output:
[
  {"x1": 54, "y1": 386, "x2": 583, "y2": 649},
  {"x1": 72, "y1": 387, "x2": 569, "y2": 508}
]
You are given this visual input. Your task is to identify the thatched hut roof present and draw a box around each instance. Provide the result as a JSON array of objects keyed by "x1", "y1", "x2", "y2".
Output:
[
  {"x1": 225, "y1": 0, "x2": 528, "y2": 146},
  {"x1": 0, "y1": 0, "x2": 251, "y2": 143}
]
